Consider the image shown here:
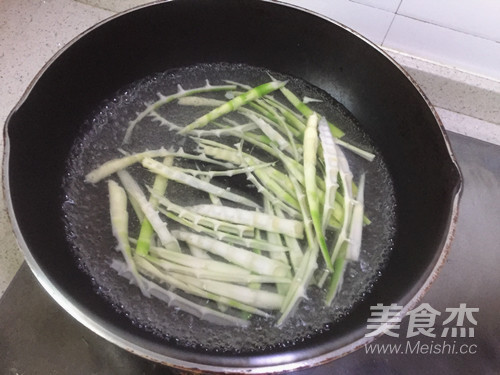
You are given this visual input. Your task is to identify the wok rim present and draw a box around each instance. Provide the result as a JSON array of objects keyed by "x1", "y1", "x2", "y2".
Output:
[{"x1": 2, "y1": 0, "x2": 463, "y2": 373}]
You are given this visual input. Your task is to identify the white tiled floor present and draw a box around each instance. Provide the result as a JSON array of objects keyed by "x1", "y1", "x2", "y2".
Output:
[
  {"x1": 385, "y1": 16, "x2": 500, "y2": 82},
  {"x1": 281, "y1": 0, "x2": 500, "y2": 81},
  {"x1": 282, "y1": 0, "x2": 395, "y2": 45},
  {"x1": 398, "y1": 0, "x2": 500, "y2": 41},
  {"x1": 351, "y1": 0, "x2": 401, "y2": 13}
]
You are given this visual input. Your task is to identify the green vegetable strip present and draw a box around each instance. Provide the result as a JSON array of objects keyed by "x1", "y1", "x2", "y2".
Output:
[
  {"x1": 148, "y1": 191, "x2": 253, "y2": 237},
  {"x1": 138, "y1": 257, "x2": 273, "y2": 317},
  {"x1": 144, "y1": 254, "x2": 290, "y2": 285},
  {"x1": 249, "y1": 98, "x2": 303, "y2": 161},
  {"x1": 172, "y1": 230, "x2": 290, "y2": 277},
  {"x1": 223, "y1": 79, "x2": 252, "y2": 91},
  {"x1": 346, "y1": 173, "x2": 366, "y2": 261},
  {"x1": 242, "y1": 167, "x2": 300, "y2": 218},
  {"x1": 198, "y1": 175, "x2": 224, "y2": 206},
  {"x1": 252, "y1": 98, "x2": 303, "y2": 139},
  {"x1": 179, "y1": 80, "x2": 286, "y2": 134},
  {"x1": 246, "y1": 100, "x2": 281, "y2": 128},
  {"x1": 85, "y1": 147, "x2": 236, "y2": 183},
  {"x1": 318, "y1": 118, "x2": 340, "y2": 232},
  {"x1": 112, "y1": 259, "x2": 251, "y2": 327},
  {"x1": 289, "y1": 175, "x2": 316, "y2": 248},
  {"x1": 135, "y1": 156, "x2": 173, "y2": 256},
  {"x1": 169, "y1": 161, "x2": 274, "y2": 179},
  {"x1": 303, "y1": 113, "x2": 333, "y2": 272},
  {"x1": 223, "y1": 80, "x2": 307, "y2": 133},
  {"x1": 330, "y1": 144, "x2": 354, "y2": 264},
  {"x1": 85, "y1": 148, "x2": 171, "y2": 183},
  {"x1": 179, "y1": 98, "x2": 290, "y2": 158},
  {"x1": 145, "y1": 243, "x2": 251, "y2": 275},
  {"x1": 275, "y1": 207, "x2": 304, "y2": 273},
  {"x1": 263, "y1": 96, "x2": 306, "y2": 133},
  {"x1": 188, "y1": 204, "x2": 304, "y2": 239},
  {"x1": 335, "y1": 138, "x2": 376, "y2": 162},
  {"x1": 163, "y1": 147, "x2": 235, "y2": 169},
  {"x1": 107, "y1": 180, "x2": 149, "y2": 296},
  {"x1": 277, "y1": 243, "x2": 319, "y2": 325},
  {"x1": 127, "y1": 193, "x2": 145, "y2": 223},
  {"x1": 123, "y1": 82, "x2": 237, "y2": 143},
  {"x1": 186, "y1": 243, "x2": 212, "y2": 259},
  {"x1": 151, "y1": 110, "x2": 259, "y2": 137},
  {"x1": 196, "y1": 140, "x2": 301, "y2": 213},
  {"x1": 141, "y1": 157, "x2": 259, "y2": 209},
  {"x1": 173, "y1": 274, "x2": 284, "y2": 310},
  {"x1": 214, "y1": 120, "x2": 274, "y2": 153},
  {"x1": 252, "y1": 167, "x2": 300, "y2": 211},
  {"x1": 116, "y1": 170, "x2": 180, "y2": 251},
  {"x1": 325, "y1": 244, "x2": 347, "y2": 306},
  {"x1": 160, "y1": 208, "x2": 291, "y2": 253},
  {"x1": 242, "y1": 112, "x2": 292, "y2": 154},
  {"x1": 216, "y1": 93, "x2": 303, "y2": 159},
  {"x1": 263, "y1": 199, "x2": 291, "y2": 296},
  {"x1": 279, "y1": 86, "x2": 345, "y2": 138}
]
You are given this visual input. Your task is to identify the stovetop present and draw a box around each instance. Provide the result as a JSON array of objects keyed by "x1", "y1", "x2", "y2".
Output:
[{"x1": 1, "y1": 132, "x2": 499, "y2": 374}]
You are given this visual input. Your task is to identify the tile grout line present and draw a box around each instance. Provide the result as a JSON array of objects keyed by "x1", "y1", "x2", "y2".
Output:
[
  {"x1": 381, "y1": 0, "x2": 403, "y2": 45},
  {"x1": 394, "y1": 14, "x2": 500, "y2": 43}
]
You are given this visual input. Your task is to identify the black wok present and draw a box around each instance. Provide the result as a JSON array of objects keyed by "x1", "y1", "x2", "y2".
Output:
[{"x1": 3, "y1": 0, "x2": 462, "y2": 373}]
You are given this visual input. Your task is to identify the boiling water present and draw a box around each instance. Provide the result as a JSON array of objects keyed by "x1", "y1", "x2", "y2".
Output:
[{"x1": 62, "y1": 63, "x2": 396, "y2": 353}]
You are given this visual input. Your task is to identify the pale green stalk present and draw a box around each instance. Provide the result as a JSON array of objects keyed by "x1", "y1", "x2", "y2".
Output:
[
  {"x1": 330, "y1": 144, "x2": 354, "y2": 264},
  {"x1": 116, "y1": 170, "x2": 180, "y2": 251},
  {"x1": 346, "y1": 173, "x2": 366, "y2": 261},
  {"x1": 279, "y1": 85, "x2": 345, "y2": 138},
  {"x1": 303, "y1": 113, "x2": 333, "y2": 271},
  {"x1": 142, "y1": 157, "x2": 259, "y2": 209},
  {"x1": 172, "y1": 230, "x2": 290, "y2": 277},
  {"x1": 148, "y1": 188, "x2": 254, "y2": 237},
  {"x1": 179, "y1": 80, "x2": 286, "y2": 134},
  {"x1": 275, "y1": 207, "x2": 304, "y2": 273},
  {"x1": 335, "y1": 138, "x2": 376, "y2": 162},
  {"x1": 277, "y1": 243, "x2": 319, "y2": 325},
  {"x1": 188, "y1": 204, "x2": 304, "y2": 239},
  {"x1": 135, "y1": 156, "x2": 173, "y2": 256},
  {"x1": 144, "y1": 254, "x2": 290, "y2": 285},
  {"x1": 263, "y1": 199, "x2": 292, "y2": 295},
  {"x1": 325, "y1": 246, "x2": 347, "y2": 306},
  {"x1": 111, "y1": 259, "x2": 251, "y2": 327},
  {"x1": 85, "y1": 148, "x2": 171, "y2": 183},
  {"x1": 107, "y1": 180, "x2": 148, "y2": 296},
  {"x1": 160, "y1": 208, "x2": 290, "y2": 253},
  {"x1": 169, "y1": 161, "x2": 274, "y2": 178},
  {"x1": 173, "y1": 274, "x2": 284, "y2": 310},
  {"x1": 318, "y1": 117, "x2": 340, "y2": 232},
  {"x1": 123, "y1": 81, "x2": 237, "y2": 143},
  {"x1": 143, "y1": 243, "x2": 250, "y2": 275}
]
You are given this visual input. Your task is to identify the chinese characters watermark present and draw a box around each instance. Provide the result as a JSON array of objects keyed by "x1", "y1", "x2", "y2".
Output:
[
  {"x1": 364, "y1": 303, "x2": 479, "y2": 355},
  {"x1": 365, "y1": 303, "x2": 479, "y2": 339}
]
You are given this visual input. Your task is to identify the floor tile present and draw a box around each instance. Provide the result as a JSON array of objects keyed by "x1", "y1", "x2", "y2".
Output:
[
  {"x1": 349, "y1": 0, "x2": 401, "y2": 13},
  {"x1": 398, "y1": 0, "x2": 500, "y2": 41},
  {"x1": 384, "y1": 15, "x2": 500, "y2": 81},
  {"x1": 282, "y1": 0, "x2": 394, "y2": 44}
]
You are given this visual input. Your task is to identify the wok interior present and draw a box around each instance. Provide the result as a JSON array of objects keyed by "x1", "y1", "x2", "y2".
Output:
[{"x1": 5, "y1": 0, "x2": 461, "y2": 369}]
